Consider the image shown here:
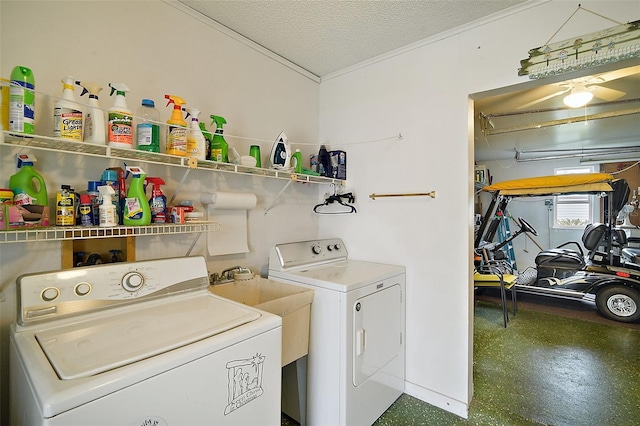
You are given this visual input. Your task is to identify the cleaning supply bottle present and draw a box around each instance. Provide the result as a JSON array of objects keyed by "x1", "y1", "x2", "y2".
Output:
[
  {"x1": 78, "y1": 194, "x2": 93, "y2": 227},
  {"x1": 98, "y1": 185, "x2": 117, "y2": 227},
  {"x1": 291, "y1": 149, "x2": 303, "y2": 173},
  {"x1": 200, "y1": 121, "x2": 213, "y2": 160},
  {"x1": 210, "y1": 115, "x2": 228, "y2": 162},
  {"x1": 1, "y1": 78, "x2": 10, "y2": 130},
  {"x1": 101, "y1": 169, "x2": 121, "y2": 225},
  {"x1": 107, "y1": 83, "x2": 133, "y2": 149},
  {"x1": 186, "y1": 108, "x2": 207, "y2": 160},
  {"x1": 9, "y1": 154, "x2": 48, "y2": 206},
  {"x1": 55, "y1": 185, "x2": 75, "y2": 226},
  {"x1": 9, "y1": 65, "x2": 35, "y2": 134},
  {"x1": 146, "y1": 177, "x2": 167, "y2": 224},
  {"x1": 318, "y1": 144, "x2": 329, "y2": 176},
  {"x1": 87, "y1": 181, "x2": 102, "y2": 225},
  {"x1": 165, "y1": 95, "x2": 187, "y2": 156},
  {"x1": 136, "y1": 99, "x2": 160, "y2": 153},
  {"x1": 123, "y1": 166, "x2": 151, "y2": 226},
  {"x1": 54, "y1": 76, "x2": 84, "y2": 141},
  {"x1": 76, "y1": 80, "x2": 105, "y2": 144}
]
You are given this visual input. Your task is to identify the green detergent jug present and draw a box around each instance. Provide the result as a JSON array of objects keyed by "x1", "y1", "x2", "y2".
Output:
[{"x1": 9, "y1": 154, "x2": 48, "y2": 205}]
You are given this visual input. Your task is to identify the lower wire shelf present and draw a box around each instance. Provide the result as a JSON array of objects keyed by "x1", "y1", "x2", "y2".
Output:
[{"x1": 0, "y1": 222, "x2": 219, "y2": 243}]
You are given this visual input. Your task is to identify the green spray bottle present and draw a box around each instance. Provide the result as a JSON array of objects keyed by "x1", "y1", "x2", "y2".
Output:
[
  {"x1": 210, "y1": 115, "x2": 228, "y2": 163},
  {"x1": 123, "y1": 165, "x2": 151, "y2": 226}
]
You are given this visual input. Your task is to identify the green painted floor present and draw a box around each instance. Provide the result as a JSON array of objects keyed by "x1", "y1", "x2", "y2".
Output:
[{"x1": 373, "y1": 300, "x2": 640, "y2": 425}]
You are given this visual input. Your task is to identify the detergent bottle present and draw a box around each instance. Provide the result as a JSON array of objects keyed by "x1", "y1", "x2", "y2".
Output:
[
  {"x1": 146, "y1": 177, "x2": 167, "y2": 224},
  {"x1": 165, "y1": 95, "x2": 187, "y2": 156},
  {"x1": 210, "y1": 115, "x2": 228, "y2": 162},
  {"x1": 98, "y1": 185, "x2": 117, "y2": 227},
  {"x1": 9, "y1": 154, "x2": 48, "y2": 206},
  {"x1": 186, "y1": 108, "x2": 207, "y2": 161},
  {"x1": 9, "y1": 65, "x2": 35, "y2": 134},
  {"x1": 107, "y1": 83, "x2": 133, "y2": 149},
  {"x1": 76, "y1": 80, "x2": 105, "y2": 144},
  {"x1": 123, "y1": 166, "x2": 151, "y2": 226},
  {"x1": 53, "y1": 76, "x2": 83, "y2": 141}
]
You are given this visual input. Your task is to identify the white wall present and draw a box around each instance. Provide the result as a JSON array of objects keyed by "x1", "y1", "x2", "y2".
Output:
[
  {"x1": 318, "y1": 0, "x2": 639, "y2": 417},
  {"x1": 0, "y1": 1, "x2": 321, "y2": 422}
]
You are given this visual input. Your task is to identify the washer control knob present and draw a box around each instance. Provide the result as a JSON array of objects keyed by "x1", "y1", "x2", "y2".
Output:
[
  {"x1": 41, "y1": 287, "x2": 60, "y2": 302},
  {"x1": 312, "y1": 244, "x2": 322, "y2": 255},
  {"x1": 334, "y1": 243, "x2": 342, "y2": 251},
  {"x1": 122, "y1": 271, "x2": 144, "y2": 292},
  {"x1": 75, "y1": 282, "x2": 92, "y2": 297},
  {"x1": 327, "y1": 245, "x2": 333, "y2": 251}
]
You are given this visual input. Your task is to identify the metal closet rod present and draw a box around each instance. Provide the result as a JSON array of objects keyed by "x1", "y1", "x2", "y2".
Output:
[{"x1": 369, "y1": 191, "x2": 436, "y2": 200}]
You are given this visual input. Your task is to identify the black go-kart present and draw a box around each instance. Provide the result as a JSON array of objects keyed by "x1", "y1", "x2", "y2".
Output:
[{"x1": 475, "y1": 173, "x2": 640, "y2": 323}]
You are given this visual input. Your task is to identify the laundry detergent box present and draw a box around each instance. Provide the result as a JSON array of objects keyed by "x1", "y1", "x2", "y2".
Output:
[
  {"x1": 329, "y1": 150, "x2": 346, "y2": 180},
  {"x1": 0, "y1": 204, "x2": 50, "y2": 230}
]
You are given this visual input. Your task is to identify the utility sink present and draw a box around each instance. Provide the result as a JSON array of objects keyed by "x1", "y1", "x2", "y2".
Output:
[{"x1": 210, "y1": 277, "x2": 314, "y2": 366}]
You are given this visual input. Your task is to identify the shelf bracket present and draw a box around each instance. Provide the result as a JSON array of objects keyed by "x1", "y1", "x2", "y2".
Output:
[
  {"x1": 186, "y1": 232, "x2": 203, "y2": 256},
  {"x1": 264, "y1": 179, "x2": 294, "y2": 215},
  {"x1": 168, "y1": 168, "x2": 192, "y2": 206}
]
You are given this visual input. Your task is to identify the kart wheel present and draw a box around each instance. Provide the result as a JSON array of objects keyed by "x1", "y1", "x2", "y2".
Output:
[{"x1": 596, "y1": 286, "x2": 640, "y2": 323}]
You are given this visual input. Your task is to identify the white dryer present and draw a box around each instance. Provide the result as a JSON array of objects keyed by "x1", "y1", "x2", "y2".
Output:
[
  {"x1": 10, "y1": 256, "x2": 282, "y2": 426},
  {"x1": 269, "y1": 238, "x2": 405, "y2": 426}
]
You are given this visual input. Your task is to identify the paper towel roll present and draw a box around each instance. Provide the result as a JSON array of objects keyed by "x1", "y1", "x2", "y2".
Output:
[
  {"x1": 201, "y1": 192, "x2": 257, "y2": 256},
  {"x1": 200, "y1": 192, "x2": 257, "y2": 209}
]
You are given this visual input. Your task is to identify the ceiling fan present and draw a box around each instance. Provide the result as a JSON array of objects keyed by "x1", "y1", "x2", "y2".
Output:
[{"x1": 516, "y1": 66, "x2": 638, "y2": 110}]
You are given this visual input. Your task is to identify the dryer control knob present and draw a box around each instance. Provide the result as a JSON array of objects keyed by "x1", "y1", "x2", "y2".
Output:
[
  {"x1": 41, "y1": 287, "x2": 60, "y2": 302},
  {"x1": 122, "y1": 271, "x2": 144, "y2": 292},
  {"x1": 312, "y1": 244, "x2": 322, "y2": 255}
]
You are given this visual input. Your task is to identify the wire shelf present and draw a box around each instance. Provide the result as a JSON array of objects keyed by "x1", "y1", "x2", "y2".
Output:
[
  {"x1": 1, "y1": 131, "x2": 344, "y2": 185},
  {"x1": 0, "y1": 222, "x2": 219, "y2": 244}
]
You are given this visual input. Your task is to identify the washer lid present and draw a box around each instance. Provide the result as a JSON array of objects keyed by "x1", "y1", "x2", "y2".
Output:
[
  {"x1": 270, "y1": 259, "x2": 405, "y2": 292},
  {"x1": 36, "y1": 293, "x2": 260, "y2": 380}
]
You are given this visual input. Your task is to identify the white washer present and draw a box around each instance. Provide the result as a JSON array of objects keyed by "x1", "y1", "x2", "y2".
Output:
[
  {"x1": 268, "y1": 238, "x2": 405, "y2": 426},
  {"x1": 10, "y1": 256, "x2": 282, "y2": 426}
]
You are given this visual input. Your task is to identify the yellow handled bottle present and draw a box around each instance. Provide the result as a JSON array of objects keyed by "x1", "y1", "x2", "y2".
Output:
[{"x1": 165, "y1": 95, "x2": 187, "y2": 156}]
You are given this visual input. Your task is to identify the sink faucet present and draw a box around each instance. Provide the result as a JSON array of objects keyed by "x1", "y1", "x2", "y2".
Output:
[{"x1": 210, "y1": 266, "x2": 243, "y2": 285}]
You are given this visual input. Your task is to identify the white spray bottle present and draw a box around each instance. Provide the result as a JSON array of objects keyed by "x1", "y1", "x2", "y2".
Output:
[
  {"x1": 54, "y1": 76, "x2": 84, "y2": 141},
  {"x1": 186, "y1": 108, "x2": 207, "y2": 161},
  {"x1": 76, "y1": 81, "x2": 105, "y2": 144},
  {"x1": 98, "y1": 185, "x2": 117, "y2": 227},
  {"x1": 107, "y1": 83, "x2": 133, "y2": 149}
]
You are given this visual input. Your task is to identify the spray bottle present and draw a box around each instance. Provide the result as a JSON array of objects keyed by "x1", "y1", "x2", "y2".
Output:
[
  {"x1": 186, "y1": 108, "x2": 207, "y2": 160},
  {"x1": 165, "y1": 95, "x2": 187, "y2": 156},
  {"x1": 123, "y1": 166, "x2": 151, "y2": 226},
  {"x1": 98, "y1": 185, "x2": 117, "y2": 227},
  {"x1": 54, "y1": 76, "x2": 84, "y2": 141},
  {"x1": 9, "y1": 65, "x2": 35, "y2": 134},
  {"x1": 76, "y1": 81, "x2": 105, "y2": 144},
  {"x1": 210, "y1": 115, "x2": 228, "y2": 163},
  {"x1": 146, "y1": 177, "x2": 167, "y2": 224},
  {"x1": 108, "y1": 83, "x2": 133, "y2": 149}
]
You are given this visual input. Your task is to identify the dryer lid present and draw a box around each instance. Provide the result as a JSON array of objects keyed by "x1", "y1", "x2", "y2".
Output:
[{"x1": 36, "y1": 293, "x2": 260, "y2": 380}]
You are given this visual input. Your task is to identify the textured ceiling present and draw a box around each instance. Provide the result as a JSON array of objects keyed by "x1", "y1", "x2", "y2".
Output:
[{"x1": 179, "y1": 0, "x2": 526, "y2": 77}]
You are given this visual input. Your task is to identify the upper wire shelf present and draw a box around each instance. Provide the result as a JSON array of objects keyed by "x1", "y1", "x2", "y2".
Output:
[{"x1": 1, "y1": 131, "x2": 344, "y2": 185}]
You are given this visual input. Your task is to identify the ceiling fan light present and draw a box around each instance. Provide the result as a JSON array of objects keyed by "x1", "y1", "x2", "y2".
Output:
[{"x1": 563, "y1": 90, "x2": 593, "y2": 108}]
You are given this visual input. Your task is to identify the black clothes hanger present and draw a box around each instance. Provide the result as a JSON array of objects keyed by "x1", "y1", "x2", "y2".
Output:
[{"x1": 313, "y1": 192, "x2": 357, "y2": 214}]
